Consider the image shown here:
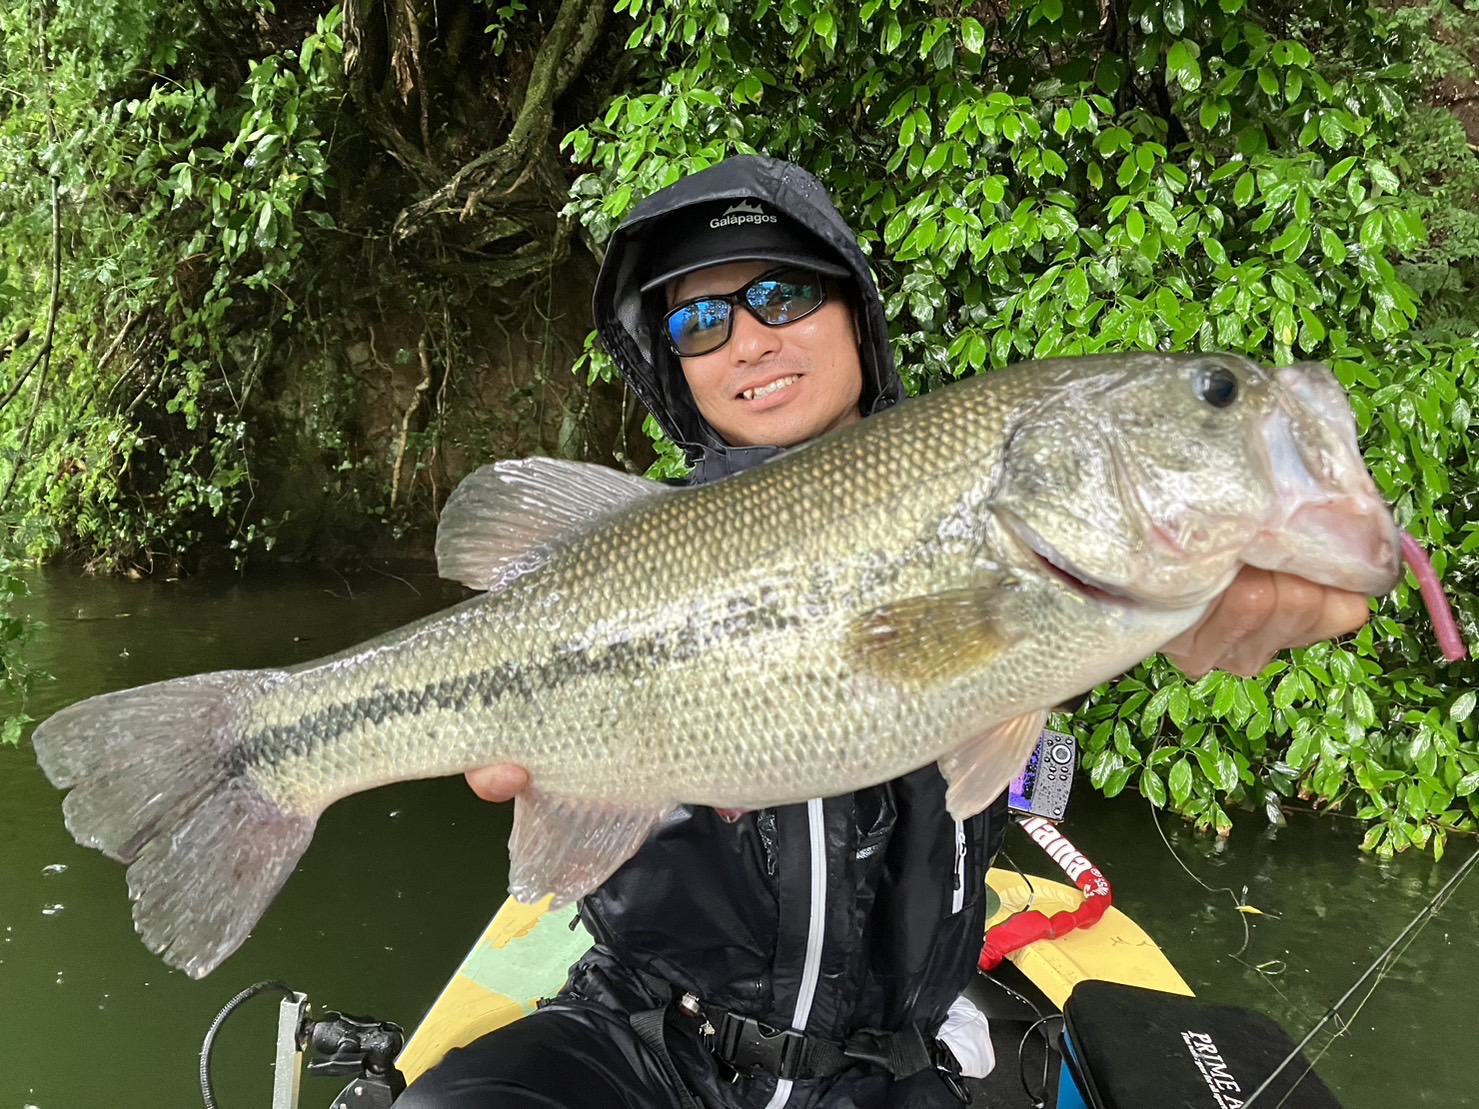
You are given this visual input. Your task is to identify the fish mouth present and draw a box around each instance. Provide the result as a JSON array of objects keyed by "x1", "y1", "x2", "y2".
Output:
[{"x1": 998, "y1": 513, "x2": 1135, "y2": 605}]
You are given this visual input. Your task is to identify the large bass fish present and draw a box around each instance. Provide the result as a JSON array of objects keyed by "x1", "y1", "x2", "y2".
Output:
[{"x1": 33, "y1": 353, "x2": 1403, "y2": 978}]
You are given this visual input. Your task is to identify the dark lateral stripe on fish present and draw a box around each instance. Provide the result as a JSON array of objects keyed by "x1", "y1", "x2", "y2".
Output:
[{"x1": 226, "y1": 601, "x2": 805, "y2": 776}]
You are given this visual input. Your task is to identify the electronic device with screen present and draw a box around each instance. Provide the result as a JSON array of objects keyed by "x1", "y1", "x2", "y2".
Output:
[{"x1": 1007, "y1": 728, "x2": 1077, "y2": 821}]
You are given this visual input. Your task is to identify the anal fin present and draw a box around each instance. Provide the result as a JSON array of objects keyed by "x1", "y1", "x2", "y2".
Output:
[
  {"x1": 507, "y1": 790, "x2": 674, "y2": 907},
  {"x1": 939, "y1": 710, "x2": 1049, "y2": 819}
]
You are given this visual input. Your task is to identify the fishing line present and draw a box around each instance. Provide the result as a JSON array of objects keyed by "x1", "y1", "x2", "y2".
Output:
[
  {"x1": 1148, "y1": 785, "x2": 1306, "y2": 1014},
  {"x1": 1242, "y1": 842, "x2": 1479, "y2": 1108},
  {"x1": 1146, "y1": 788, "x2": 1255, "y2": 959}
]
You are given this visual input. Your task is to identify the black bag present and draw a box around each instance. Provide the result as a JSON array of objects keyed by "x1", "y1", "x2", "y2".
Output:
[{"x1": 1057, "y1": 981, "x2": 1343, "y2": 1109}]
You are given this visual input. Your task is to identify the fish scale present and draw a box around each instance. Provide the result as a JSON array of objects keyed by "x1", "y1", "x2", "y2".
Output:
[{"x1": 32, "y1": 351, "x2": 1404, "y2": 977}]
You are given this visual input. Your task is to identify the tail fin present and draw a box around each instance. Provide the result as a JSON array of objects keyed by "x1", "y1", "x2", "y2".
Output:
[{"x1": 32, "y1": 671, "x2": 315, "y2": 979}]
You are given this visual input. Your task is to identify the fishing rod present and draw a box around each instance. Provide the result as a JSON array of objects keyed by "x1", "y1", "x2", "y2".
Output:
[{"x1": 1241, "y1": 841, "x2": 1479, "y2": 1108}]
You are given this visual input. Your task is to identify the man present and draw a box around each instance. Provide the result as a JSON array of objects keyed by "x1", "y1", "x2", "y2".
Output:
[{"x1": 401, "y1": 155, "x2": 1369, "y2": 1109}]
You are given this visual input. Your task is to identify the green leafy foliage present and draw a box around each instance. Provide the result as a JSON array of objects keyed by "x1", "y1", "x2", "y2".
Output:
[
  {"x1": 0, "y1": 554, "x2": 36, "y2": 744},
  {"x1": 564, "y1": 0, "x2": 1478, "y2": 851},
  {"x1": 0, "y1": 4, "x2": 345, "y2": 571}
]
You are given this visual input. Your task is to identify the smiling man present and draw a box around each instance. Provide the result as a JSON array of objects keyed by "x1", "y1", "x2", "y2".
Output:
[
  {"x1": 399, "y1": 156, "x2": 1370, "y2": 1109},
  {"x1": 662, "y1": 261, "x2": 864, "y2": 446}
]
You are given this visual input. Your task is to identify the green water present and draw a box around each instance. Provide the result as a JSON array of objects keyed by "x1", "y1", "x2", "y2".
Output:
[{"x1": 1, "y1": 567, "x2": 1474, "y2": 1108}]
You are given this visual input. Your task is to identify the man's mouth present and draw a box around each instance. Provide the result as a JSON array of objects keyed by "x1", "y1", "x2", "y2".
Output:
[{"x1": 739, "y1": 375, "x2": 800, "y2": 401}]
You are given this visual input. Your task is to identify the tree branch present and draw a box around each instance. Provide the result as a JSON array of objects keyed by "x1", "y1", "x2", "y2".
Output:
[
  {"x1": 390, "y1": 331, "x2": 433, "y2": 506},
  {"x1": 391, "y1": 0, "x2": 608, "y2": 240}
]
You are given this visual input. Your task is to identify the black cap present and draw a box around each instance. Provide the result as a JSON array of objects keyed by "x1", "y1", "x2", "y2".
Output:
[{"x1": 638, "y1": 199, "x2": 851, "y2": 293}]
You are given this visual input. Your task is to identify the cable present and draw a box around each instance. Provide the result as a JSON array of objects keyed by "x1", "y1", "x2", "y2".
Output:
[
  {"x1": 200, "y1": 980, "x2": 300, "y2": 1109},
  {"x1": 978, "y1": 965, "x2": 1060, "y2": 1108},
  {"x1": 1015, "y1": 1012, "x2": 1063, "y2": 1108},
  {"x1": 976, "y1": 970, "x2": 1048, "y2": 1023}
]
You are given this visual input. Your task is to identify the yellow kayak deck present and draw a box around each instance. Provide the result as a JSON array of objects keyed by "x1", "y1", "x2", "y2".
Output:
[{"x1": 397, "y1": 868, "x2": 1190, "y2": 1083}]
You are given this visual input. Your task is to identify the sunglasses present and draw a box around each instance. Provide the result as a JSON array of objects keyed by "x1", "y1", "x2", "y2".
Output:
[{"x1": 662, "y1": 268, "x2": 828, "y2": 358}]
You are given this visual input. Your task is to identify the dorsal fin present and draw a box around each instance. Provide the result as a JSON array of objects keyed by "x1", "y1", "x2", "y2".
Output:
[{"x1": 435, "y1": 458, "x2": 669, "y2": 591}]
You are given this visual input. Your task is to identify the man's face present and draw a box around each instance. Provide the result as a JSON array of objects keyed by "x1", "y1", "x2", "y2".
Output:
[{"x1": 668, "y1": 261, "x2": 864, "y2": 449}]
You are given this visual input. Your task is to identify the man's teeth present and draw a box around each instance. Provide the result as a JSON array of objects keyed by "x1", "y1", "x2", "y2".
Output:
[{"x1": 741, "y1": 375, "x2": 799, "y2": 401}]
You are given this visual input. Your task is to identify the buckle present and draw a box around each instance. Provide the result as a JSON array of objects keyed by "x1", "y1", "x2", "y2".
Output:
[{"x1": 713, "y1": 1012, "x2": 809, "y2": 1081}]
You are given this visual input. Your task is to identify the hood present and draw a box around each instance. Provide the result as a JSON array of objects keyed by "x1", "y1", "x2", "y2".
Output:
[{"x1": 592, "y1": 155, "x2": 903, "y2": 480}]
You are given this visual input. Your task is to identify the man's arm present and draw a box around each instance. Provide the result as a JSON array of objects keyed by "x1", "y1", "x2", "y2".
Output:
[{"x1": 463, "y1": 568, "x2": 1371, "y2": 803}]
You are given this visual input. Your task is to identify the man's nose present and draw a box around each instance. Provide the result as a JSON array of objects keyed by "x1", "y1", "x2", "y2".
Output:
[{"x1": 727, "y1": 307, "x2": 781, "y2": 363}]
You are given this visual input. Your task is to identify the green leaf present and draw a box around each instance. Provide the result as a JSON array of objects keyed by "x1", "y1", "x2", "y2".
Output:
[
  {"x1": 922, "y1": 143, "x2": 950, "y2": 177},
  {"x1": 1451, "y1": 691, "x2": 1477, "y2": 723},
  {"x1": 1319, "y1": 228, "x2": 1348, "y2": 264},
  {"x1": 882, "y1": 15, "x2": 902, "y2": 53},
  {"x1": 1169, "y1": 758, "x2": 1194, "y2": 806},
  {"x1": 1326, "y1": 156, "x2": 1358, "y2": 184},
  {"x1": 1065, "y1": 268, "x2": 1090, "y2": 309},
  {"x1": 1318, "y1": 112, "x2": 1347, "y2": 149},
  {"x1": 1141, "y1": 767, "x2": 1167, "y2": 807},
  {"x1": 1162, "y1": 0, "x2": 1185, "y2": 35},
  {"x1": 1144, "y1": 199, "x2": 1176, "y2": 234},
  {"x1": 945, "y1": 101, "x2": 973, "y2": 137},
  {"x1": 961, "y1": 16, "x2": 985, "y2": 54},
  {"x1": 1233, "y1": 172, "x2": 1255, "y2": 207},
  {"x1": 1103, "y1": 765, "x2": 1134, "y2": 798}
]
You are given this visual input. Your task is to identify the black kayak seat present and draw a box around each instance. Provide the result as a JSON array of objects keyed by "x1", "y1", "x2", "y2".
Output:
[{"x1": 1058, "y1": 981, "x2": 1343, "y2": 1109}]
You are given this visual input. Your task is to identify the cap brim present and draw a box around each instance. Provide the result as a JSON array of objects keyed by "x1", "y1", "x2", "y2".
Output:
[{"x1": 640, "y1": 249, "x2": 851, "y2": 293}]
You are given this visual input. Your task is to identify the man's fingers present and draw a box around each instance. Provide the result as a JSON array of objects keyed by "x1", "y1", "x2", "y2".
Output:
[
  {"x1": 1163, "y1": 569, "x2": 1373, "y2": 679},
  {"x1": 1285, "y1": 587, "x2": 1370, "y2": 647},
  {"x1": 1163, "y1": 568, "x2": 1276, "y2": 678},
  {"x1": 465, "y1": 763, "x2": 530, "y2": 803},
  {"x1": 1218, "y1": 573, "x2": 1325, "y2": 677}
]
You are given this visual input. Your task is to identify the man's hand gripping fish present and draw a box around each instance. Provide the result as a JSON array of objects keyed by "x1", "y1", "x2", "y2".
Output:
[{"x1": 33, "y1": 353, "x2": 1411, "y2": 979}]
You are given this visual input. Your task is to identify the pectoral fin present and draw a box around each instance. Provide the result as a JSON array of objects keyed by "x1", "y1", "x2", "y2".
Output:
[
  {"x1": 437, "y1": 458, "x2": 669, "y2": 592},
  {"x1": 849, "y1": 580, "x2": 1023, "y2": 687},
  {"x1": 939, "y1": 710, "x2": 1049, "y2": 819},
  {"x1": 507, "y1": 790, "x2": 675, "y2": 907}
]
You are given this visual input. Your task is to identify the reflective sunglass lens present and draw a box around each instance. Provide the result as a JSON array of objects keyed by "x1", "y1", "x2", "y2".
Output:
[
  {"x1": 747, "y1": 278, "x2": 822, "y2": 325},
  {"x1": 663, "y1": 268, "x2": 828, "y2": 356},
  {"x1": 667, "y1": 300, "x2": 733, "y2": 356}
]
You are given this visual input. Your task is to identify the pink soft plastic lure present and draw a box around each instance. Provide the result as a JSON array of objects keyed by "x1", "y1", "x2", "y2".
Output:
[{"x1": 1401, "y1": 531, "x2": 1468, "y2": 662}]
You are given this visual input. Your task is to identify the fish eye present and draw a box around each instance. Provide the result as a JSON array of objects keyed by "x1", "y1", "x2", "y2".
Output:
[{"x1": 1193, "y1": 364, "x2": 1239, "y2": 408}]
